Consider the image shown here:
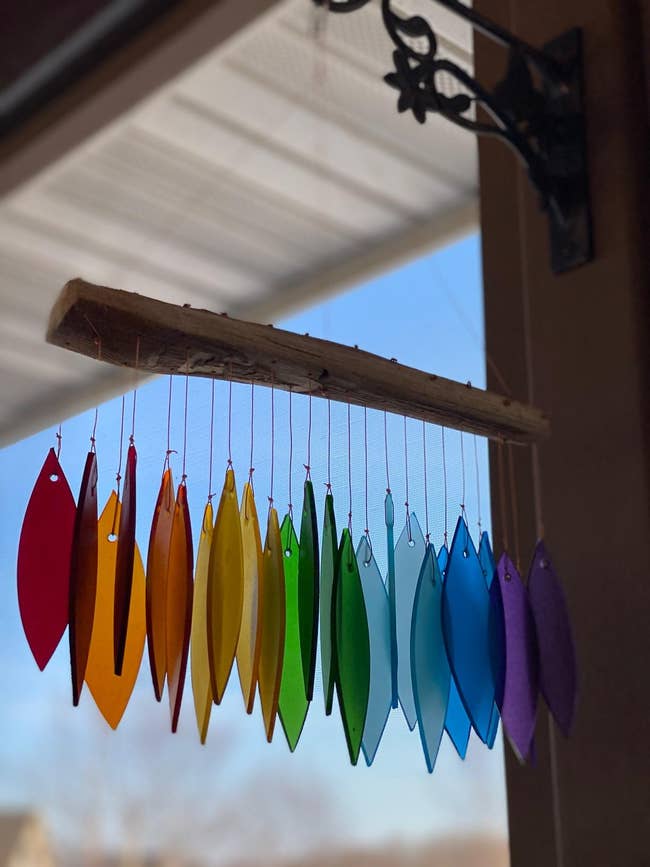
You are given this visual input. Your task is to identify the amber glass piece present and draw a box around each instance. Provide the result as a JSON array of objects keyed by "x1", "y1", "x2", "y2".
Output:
[
  {"x1": 319, "y1": 491, "x2": 338, "y2": 715},
  {"x1": 236, "y1": 482, "x2": 264, "y2": 713},
  {"x1": 146, "y1": 468, "x2": 175, "y2": 701},
  {"x1": 279, "y1": 514, "x2": 308, "y2": 751},
  {"x1": 258, "y1": 507, "x2": 286, "y2": 742},
  {"x1": 86, "y1": 492, "x2": 146, "y2": 729},
  {"x1": 298, "y1": 480, "x2": 319, "y2": 701},
  {"x1": 69, "y1": 450, "x2": 98, "y2": 706},
  {"x1": 191, "y1": 502, "x2": 214, "y2": 744},
  {"x1": 18, "y1": 447, "x2": 76, "y2": 670},
  {"x1": 207, "y1": 468, "x2": 244, "y2": 704},
  {"x1": 335, "y1": 528, "x2": 370, "y2": 766},
  {"x1": 114, "y1": 442, "x2": 137, "y2": 676},
  {"x1": 166, "y1": 483, "x2": 194, "y2": 733}
]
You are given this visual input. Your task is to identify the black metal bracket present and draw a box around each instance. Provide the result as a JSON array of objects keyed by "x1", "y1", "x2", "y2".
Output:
[{"x1": 313, "y1": 0, "x2": 593, "y2": 273}]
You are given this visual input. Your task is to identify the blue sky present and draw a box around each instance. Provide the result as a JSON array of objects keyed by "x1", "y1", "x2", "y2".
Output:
[{"x1": 0, "y1": 233, "x2": 508, "y2": 861}]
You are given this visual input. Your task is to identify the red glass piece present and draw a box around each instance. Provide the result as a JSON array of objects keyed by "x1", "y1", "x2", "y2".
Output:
[
  {"x1": 114, "y1": 442, "x2": 137, "y2": 675},
  {"x1": 166, "y1": 483, "x2": 194, "y2": 733},
  {"x1": 69, "y1": 450, "x2": 98, "y2": 705},
  {"x1": 17, "y1": 448, "x2": 76, "y2": 670}
]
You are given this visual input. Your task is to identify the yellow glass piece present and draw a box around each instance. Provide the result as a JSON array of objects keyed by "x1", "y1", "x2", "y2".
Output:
[
  {"x1": 258, "y1": 507, "x2": 286, "y2": 742},
  {"x1": 191, "y1": 501, "x2": 213, "y2": 744},
  {"x1": 207, "y1": 468, "x2": 244, "y2": 704},
  {"x1": 236, "y1": 482, "x2": 264, "y2": 713},
  {"x1": 86, "y1": 491, "x2": 145, "y2": 729}
]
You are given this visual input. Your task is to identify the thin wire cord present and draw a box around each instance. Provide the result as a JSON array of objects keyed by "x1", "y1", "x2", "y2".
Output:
[
  {"x1": 90, "y1": 409, "x2": 98, "y2": 453},
  {"x1": 507, "y1": 444, "x2": 521, "y2": 571},
  {"x1": 497, "y1": 441, "x2": 510, "y2": 554},
  {"x1": 305, "y1": 390, "x2": 312, "y2": 479},
  {"x1": 130, "y1": 337, "x2": 140, "y2": 443},
  {"x1": 288, "y1": 388, "x2": 294, "y2": 521},
  {"x1": 347, "y1": 404, "x2": 353, "y2": 532},
  {"x1": 164, "y1": 375, "x2": 174, "y2": 470},
  {"x1": 441, "y1": 427, "x2": 448, "y2": 548},
  {"x1": 227, "y1": 378, "x2": 233, "y2": 467},
  {"x1": 208, "y1": 377, "x2": 215, "y2": 501},
  {"x1": 111, "y1": 396, "x2": 126, "y2": 536},
  {"x1": 326, "y1": 399, "x2": 332, "y2": 492},
  {"x1": 181, "y1": 371, "x2": 189, "y2": 482},
  {"x1": 473, "y1": 434, "x2": 482, "y2": 535},
  {"x1": 460, "y1": 432, "x2": 467, "y2": 523},
  {"x1": 249, "y1": 382, "x2": 255, "y2": 486},
  {"x1": 384, "y1": 411, "x2": 391, "y2": 493},
  {"x1": 56, "y1": 424, "x2": 62, "y2": 459},
  {"x1": 403, "y1": 416, "x2": 412, "y2": 542},
  {"x1": 269, "y1": 374, "x2": 275, "y2": 511},
  {"x1": 422, "y1": 421, "x2": 430, "y2": 542}
]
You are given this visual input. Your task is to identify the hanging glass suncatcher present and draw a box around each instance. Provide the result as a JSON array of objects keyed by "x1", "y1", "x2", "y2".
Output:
[{"x1": 19, "y1": 281, "x2": 578, "y2": 773}]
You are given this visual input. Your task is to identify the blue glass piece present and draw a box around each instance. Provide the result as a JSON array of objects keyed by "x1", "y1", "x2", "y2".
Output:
[
  {"x1": 479, "y1": 531, "x2": 502, "y2": 749},
  {"x1": 442, "y1": 517, "x2": 494, "y2": 743},
  {"x1": 384, "y1": 493, "x2": 398, "y2": 709},
  {"x1": 394, "y1": 513, "x2": 425, "y2": 730},
  {"x1": 438, "y1": 545, "x2": 471, "y2": 759},
  {"x1": 356, "y1": 535, "x2": 391, "y2": 767},
  {"x1": 411, "y1": 543, "x2": 450, "y2": 773}
]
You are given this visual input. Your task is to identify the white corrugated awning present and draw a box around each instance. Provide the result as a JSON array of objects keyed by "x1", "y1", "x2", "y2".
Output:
[{"x1": 0, "y1": 0, "x2": 478, "y2": 447}]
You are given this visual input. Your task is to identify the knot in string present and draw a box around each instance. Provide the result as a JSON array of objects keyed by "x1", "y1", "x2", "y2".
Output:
[{"x1": 303, "y1": 463, "x2": 311, "y2": 479}]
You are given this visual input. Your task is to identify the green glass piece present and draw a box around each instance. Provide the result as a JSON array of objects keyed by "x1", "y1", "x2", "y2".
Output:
[
  {"x1": 278, "y1": 514, "x2": 308, "y2": 751},
  {"x1": 298, "y1": 480, "x2": 319, "y2": 701},
  {"x1": 320, "y1": 492, "x2": 338, "y2": 715},
  {"x1": 335, "y1": 528, "x2": 370, "y2": 766},
  {"x1": 385, "y1": 493, "x2": 398, "y2": 709}
]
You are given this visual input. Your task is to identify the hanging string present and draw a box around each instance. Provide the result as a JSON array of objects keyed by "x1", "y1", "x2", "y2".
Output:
[
  {"x1": 111, "y1": 396, "x2": 126, "y2": 537},
  {"x1": 181, "y1": 368, "x2": 189, "y2": 484},
  {"x1": 507, "y1": 444, "x2": 521, "y2": 572},
  {"x1": 441, "y1": 427, "x2": 448, "y2": 549},
  {"x1": 403, "y1": 416, "x2": 413, "y2": 542},
  {"x1": 459, "y1": 431, "x2": 467, "y2": 524},
  {"x1": 326, "y1": 399, "x2": 332, "y2": 493},
  {"x1": 248, "y1": 382, "x2": 255, "y2": 487},
  {"x1": 90, "y1": 410, "x2": 98, "y2": 453},
  {"x1": 497, "y1": 440, "x2": 510, "y2": 556},
  {"x1": 208, "y1": 377, "x2": 215, "y2": 502},
  {"x1": 383, "y1": 411, "x2": 391, "y2": 494},
  {"x1": 347, "y1": 403, "x2": 353, "y2": 532},
  {"x1": 288, "y1": 388, "x2": 294, "y2": 522},
  {"x1": 56, "y1": 424, "x2": 62, "y2": 460},
  {"x1": 227, "y1": 377, "x2": 233, "y2": 468},
  {"x1": 473, "y1": 434, "x2": 482, "y2": 536},
  {"x1": 422, "y1": 421, "x2": 430, "y2": 543},
  {"x1": 363, "y1": 407, "x2": 372, "y2": 558},
  {"x1": 269, "y1": 373, "x2": 275, "y2": 513},
  {"x1": 130, "y1": 337, "x2": 140, "y2": 444},
  {"x1": 164, "y1": 375, "x2": 175, "y2": 471},
  {"x1": 304, "y1": 390, "x2": 312, "y2": 480}
]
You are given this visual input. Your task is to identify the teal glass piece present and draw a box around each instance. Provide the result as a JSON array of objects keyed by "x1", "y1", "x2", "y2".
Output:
[
  {"x1": 479, "y1": 531, "x2": 501, "y2": 749},
  {"x1": 385, "y1": 493, "x2": 398, "y2": 709},
  {"x1": 320, "y1": 492, "x2": 338, "y2": 715},
  {"x1": 411, "y1": 543, "x2": 450, "y2": 773},
  {"x1": 356, "y1": 535, "x2": 391, "y2": 767},
  {"x1": 335, "y1": 528, "x2": 370, "y2": 766},
  {"x1": 442, "y1": 516, "x2": 494, "y2": 744},
  {"x1": 394, "y1": 513, "x2": 425, "y2": 730},
  {"x1": 438, "y1": 545, "x2": 471, "y2": 759},
  {"x1": 278, "y1": 515, "x2": 308, "y2": 752},
  {"x1": 298, "y1": 480, "x2": 319, "y2": 701}
]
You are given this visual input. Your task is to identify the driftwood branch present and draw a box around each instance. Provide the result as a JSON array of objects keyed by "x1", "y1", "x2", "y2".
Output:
[{"x1": 47, "y1": 279, "x2": 549, "y2": 444}]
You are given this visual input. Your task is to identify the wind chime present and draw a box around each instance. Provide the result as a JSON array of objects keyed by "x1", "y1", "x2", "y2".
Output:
[{"x1": 17, "y1": 280, "x2": 577, "y2": 772}]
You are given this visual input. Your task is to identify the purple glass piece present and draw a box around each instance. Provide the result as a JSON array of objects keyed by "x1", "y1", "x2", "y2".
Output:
[
  {"x1": 498, "y1": 553, "x2": 539, "y2": 761},
  {"x1": 527, "y1": 540, "x2": 578, "y2": 737}
]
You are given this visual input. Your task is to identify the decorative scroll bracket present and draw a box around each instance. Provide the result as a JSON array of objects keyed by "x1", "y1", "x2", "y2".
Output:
[{"x1": 314, "y1": 0, "x2": 593, "y2": 274}]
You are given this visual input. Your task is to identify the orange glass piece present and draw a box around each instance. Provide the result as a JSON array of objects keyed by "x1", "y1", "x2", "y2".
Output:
[
  {"x1": 258, "y1": 507, "x2": 286, "y2": 742},
  {"x1": 69, "y1": 450, "x2": 98, "y2": 706},
  {"x1": 114, "y1": 442, "x2": 137, "y2": 676},
  {"x1": 207, "y1": 468, "x2": 244, "y2": 704},
  {"x1": 86, "y1": 492, "x2": 145, "y2": 729},
  {"x1": 236, "y1": 482, "x2": 264, "y2": 713},
  {"x1": 166, "y1": 483, "x2": 194, "y2": 733},
  {"x1": 191, "y1": 502, "x2": 214, "y2": 744},
  {"x1": 17, "y1": 447, "x2": 76, "y2": 670},
  {"x1": 146, "y1": 468, "x2": 175, "y2": 701}
]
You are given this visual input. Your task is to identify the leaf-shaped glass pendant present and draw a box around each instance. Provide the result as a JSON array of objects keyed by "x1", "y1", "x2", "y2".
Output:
[
  {"x1": 527, "y1": 541, "x2": 577, "y2": 737},
  {"x1": 411, "y1": 543, "x2": 450, "y2": 773},
  {"x1": 335, "y1": 528, "x2": 370, "y2": 766},
  {"x1": 166, "y1": 483, "x2": 194, "y2": 733},
  {"x1": 237, "y1": 482, "x2": 264, "y2": 713},
  {"x1": 298, "y1": 480, "x2": 319, "y2": 701},
  {"x1": 258, "y1": 507, "x2": 286, "y2": 742},
  {"x1": 479, "y1": 532, "x2": 503, "y2": 749},
  {"x1": 498, "y1": 553, "x2": 539, "y2": 761},
  {"x1": 442, "y1": 516, "x2": 494, "y2": 743},
  {"x1": 114, "y1": 442, "x2": 137, "y2": 676},
  {"x1": 356, "y1": 536, "x2": 391, "y2": 767},
  {"x1": 385, "y1": 492, "x2": 398, "y2": 709},
  {"x1": 18, "y1": 447, "x2": 76, "y2": 670},
  {"x1": 86, "y1": 492, "x2": 146, "y2": 729},
  {"x1": 278, "y1": 514, "x2": 308, "y2": 751},
  {"x1": 146, "y1": 468, "x2": 175, "y2": 701},
  {"x1": 319, "y1": 491, "x2": 337, "y2": 715},
  {"x1": 207, "y1": 468, "x2": 244, "y2": 704},
  {"x1": 69, "y1": 450, "x2": 98, "y2": 706},
  {"x1": 438, "y1": 544, "x2": 471, "y2": 759},
  {"x1": 191, "y1": 502, "x2": 213, "y2": 744},
  {"x1": 395, "y1": 513, "x2": 425, "y2": 730}
]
